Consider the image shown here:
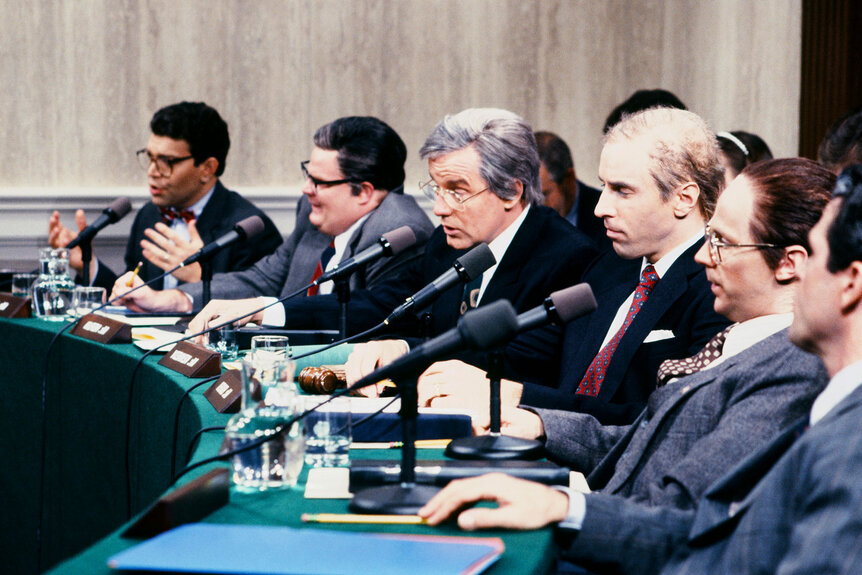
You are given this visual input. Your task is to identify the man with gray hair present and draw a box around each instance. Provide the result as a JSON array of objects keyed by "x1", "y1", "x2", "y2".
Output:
[{"x1": 286, "y1": 108, "x2": 598, "y2": 385}]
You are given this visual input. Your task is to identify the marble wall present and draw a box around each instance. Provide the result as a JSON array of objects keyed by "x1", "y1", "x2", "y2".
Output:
[{"x1": 0, "y1": 0, "x2": 802, "y2": 267}]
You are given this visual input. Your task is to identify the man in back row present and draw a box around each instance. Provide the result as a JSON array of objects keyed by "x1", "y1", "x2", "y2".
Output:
[
  {"x1": 112, "y1": 116, "x2": 434, "y2": 324},
  {"x1": 50, "y1": 101, "x2": 282, "y2": 291}
]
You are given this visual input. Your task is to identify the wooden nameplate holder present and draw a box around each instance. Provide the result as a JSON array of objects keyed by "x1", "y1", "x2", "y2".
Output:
[
  {"x1": 70, "y1": 313, "x2": 132, "y2": 343},
  {"x1": 0, "y1": 294, "x2": 31, "y2": 318},
  {"x1": 158, "y1": 340, "x2": 221, "y2": 377}
]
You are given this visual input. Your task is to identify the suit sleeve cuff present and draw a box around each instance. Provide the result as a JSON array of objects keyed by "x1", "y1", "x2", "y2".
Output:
[{"x1": 260, "y1": 297, "x2": 285, "y2": 326}]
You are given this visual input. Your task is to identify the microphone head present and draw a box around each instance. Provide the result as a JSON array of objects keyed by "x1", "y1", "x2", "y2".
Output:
[
  {"x1": 456, "y1": 243, "x2": 496, "y2": 281},
  {"x1": 458, "y1": 299, "x2": 519, "y2": 350},
  {"x1": 381, "y1": 226, "x2": 417, "y2": 256},
  {"x1": 549, "y1": 283, "x2": 597, "y2": 323},
  {"x1": 106, "y1": 197, "x2": 132, "y2": 222},
  {"x1": 234, "y1": 215, "x2": 265, "y2": 240}
]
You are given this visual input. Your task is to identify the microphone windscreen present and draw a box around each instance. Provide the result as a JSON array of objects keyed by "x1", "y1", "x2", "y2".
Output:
[
  {"x1": 459, "y1": 299, "x2": 519, "y2": 350},
  {"x1": 382, "y1": 226, "x2": 417, "y2": 255},
  {"x1": 108, "y1": 197, "x2": 132, "y2": 220},
  {"x1": 457, "y1": 243, "x2": 496, "y2": 281},
  {"x1": 549, "y1": 283, "x2": 597, "y2": 323},
  {"x1": 235, "y1": 215, "x2": 265, "y2": 240}
]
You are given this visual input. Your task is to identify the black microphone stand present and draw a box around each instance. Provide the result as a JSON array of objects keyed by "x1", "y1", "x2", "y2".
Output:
[
  {"x1": 200, "y1": 259, "x2": 213, "y2": 308},
  {"x1": 445, "y1": 350, "x2": 544, "y2": 460},
  {"x1": 333, "y1": 276, "x2": 350, "y2": 340},
  {"x1": 79, "y1": 242, "x2": 93, "y2": 286},
  {"x1": 349, "y1": 375, "x2": 441, "y2": 514}
]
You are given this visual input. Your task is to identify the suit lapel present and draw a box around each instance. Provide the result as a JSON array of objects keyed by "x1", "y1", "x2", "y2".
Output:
[
  {"x1": 193, "y1": 181, "x2": 228, "y2": 244},
  {"x1": 480, "y1": 207, "x2": 542, "y2": 304}
]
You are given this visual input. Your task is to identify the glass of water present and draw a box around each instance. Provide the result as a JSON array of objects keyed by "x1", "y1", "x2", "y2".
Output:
[
  {"x1": 11, "y1": 273, "x2": 37, "y2": 298},
  {"x1": 205, "y1": 320, "x2": 239, "y2": 361},
  {"x1": 304, "y1": 396, "x2": 352, "y2": 468},
  {"x1": 71, "y1": 286, "x2": 106, "y2": 317},
  {"x1": 224, "y1": 357, "x2": 304, "y2": 492},
  {"x1": 250, "y1": 335, "x2": 291, "y2": 363}
]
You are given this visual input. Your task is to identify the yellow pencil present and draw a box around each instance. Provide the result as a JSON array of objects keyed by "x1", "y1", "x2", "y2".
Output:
[
  {"x1": 301, "y1": 513, "x2": 427, "y2": 525},
  {"x1": 126, "y1": 261, "x2": 143, "y2": 287}
]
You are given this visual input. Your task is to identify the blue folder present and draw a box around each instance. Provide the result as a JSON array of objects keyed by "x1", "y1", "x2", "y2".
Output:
[{"x1": 108, "y1": 523, "x2": 503, "y2": 574}]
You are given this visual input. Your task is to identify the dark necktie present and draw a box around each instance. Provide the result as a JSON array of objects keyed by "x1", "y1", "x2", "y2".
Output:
[
  {"x1": 159, "y1": 207, "x2": 196, "y2": 224},
  {"x1": 576, "y1": 264, "x2": 660, "y2": 396},
  {"x1": 459, "y1": 275, "x2": 482, "y2": 315},
  {"x1": 655, "y1": 325, "x2": 733, "y2": 387},
  {"x1": 307, "y1": 241, "x2": 336, "y2": 296}
]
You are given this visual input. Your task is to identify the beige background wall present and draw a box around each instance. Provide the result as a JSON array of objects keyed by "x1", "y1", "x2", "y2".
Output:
[{"x1": 0, "y1": 0, "x2": 802, "y2": 267}]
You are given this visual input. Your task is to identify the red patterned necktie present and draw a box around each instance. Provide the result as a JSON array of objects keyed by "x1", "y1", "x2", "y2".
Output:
[
  {"x1": 307, "y1": 241, "x2": 336, "y2": 296},
  {"x1": 159, "y1": 207, "x2": 196, "y2": 224},
  {"x1": 576, "y1": 264, "x2": 660, "y2": 396},
  {"x1": 655, "y1": 326, "x2": 733, "y2": 387}
]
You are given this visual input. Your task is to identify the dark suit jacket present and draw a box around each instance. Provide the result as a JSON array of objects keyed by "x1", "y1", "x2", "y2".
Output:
[
  {"x1": 181, "y1": 191, "x2": 434, "y2": 308},
  {"x1": 560, "y1": 383, "x2": 862, "y2": 575},
  {"x1": 569, "y1": 180, "x2": 609, "y2": 250},
  {"x1": 282, "y1": 205, "x2": 599, "y2": 381},
  {"x1": 91, "y1": 181, "x2": 282, "y2": 291},
  {"x1": 536, "y1": 329, "x2": 826, "y2": 511},
  {"x1": 521, "y1": 241, "x2": 731, "y2": 424}
]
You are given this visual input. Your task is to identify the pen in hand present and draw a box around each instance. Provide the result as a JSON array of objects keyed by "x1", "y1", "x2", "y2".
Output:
[{"x1": 126, "y1": 261, "x2": 143, "y2": 287}]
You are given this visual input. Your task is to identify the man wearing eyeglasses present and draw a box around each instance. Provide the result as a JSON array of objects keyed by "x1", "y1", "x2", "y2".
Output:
[
  {"x1": 112, "y1": 116, "x2": 434, "y2": 323},
  {"x1": 49, "y1": 101, "x2": 282, "y2": 291}
]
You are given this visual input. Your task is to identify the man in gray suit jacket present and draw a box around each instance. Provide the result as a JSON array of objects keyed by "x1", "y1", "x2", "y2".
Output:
[
  {"x1": 111, "y1": 116, "x2": 434, "y2": 327},
  {"x1": 418, "y1": 159, "x2": 839, "y2": 573}
]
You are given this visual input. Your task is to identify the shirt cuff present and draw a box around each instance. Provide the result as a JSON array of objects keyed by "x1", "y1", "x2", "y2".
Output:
[
  {"x1": 553, "y1": 486, "x2": 586, "y2": 530},
  {"x1": 260, "y1": 297, "x2": 285, "y2": 326}
]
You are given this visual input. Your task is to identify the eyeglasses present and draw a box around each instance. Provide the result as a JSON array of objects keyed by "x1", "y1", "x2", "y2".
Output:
[
  {"x1": 420, "y1": 180, "x2": 489, "y2": 211},
  {"x1": 136, "y1": 149, "x2": 194, "y2": 177},
  {"x1": 704, "y1": 223, "x2": 781, "y2": 264},
  {"x1": 301, "y1": 161, "x2": 356, "y2": 192}
]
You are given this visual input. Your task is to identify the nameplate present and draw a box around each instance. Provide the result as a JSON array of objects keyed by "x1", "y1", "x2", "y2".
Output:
[
  {"x1": 158, "y1": 341, "x2": 221, "y2": 377},
  {"x1": 70, "y1": 313, "x2": 132, "y2": 344},
  {"x1": 203, "y1": 369, "x2": 242, "y2": 413},
  {"x1": 0, "y1": 294, "x2": 31, "y2": 318}
]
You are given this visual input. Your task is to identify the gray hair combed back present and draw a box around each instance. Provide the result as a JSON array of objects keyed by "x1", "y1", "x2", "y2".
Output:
[{"x1": 419, "y1": 108, "x2": 543, "y2": 206}]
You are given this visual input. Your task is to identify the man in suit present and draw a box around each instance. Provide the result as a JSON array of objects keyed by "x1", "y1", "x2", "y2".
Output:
[
  {"x1": 112, "y1": 116, "x2": 434, "y2": 328},
  {"x1": 49, "y1": 101, "x2": 282, "y2": 291},
  {"x1": 420, "y1": 108, "x2": 729, "y2": 424},
  {"x1": 419, "y1": 164, "x2": 859, "y2": 575},
  {"x1": 333, "y1": 108, "x2": 598, "y2": 386},
  {"x1": 534, "y1": 131, "x2": 607, "y2": 248}
]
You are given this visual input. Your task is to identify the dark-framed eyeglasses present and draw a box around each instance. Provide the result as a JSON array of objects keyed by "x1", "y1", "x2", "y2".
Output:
[
  {"x1": 419, "y1": 180, "x2": 489, "y2": 211},
  {"x1": 704, "y1": 223, "x2": 781, "y2": 264},
  {"x1": 136, "y1": 149, "x2": 194, "y2": 177},
  {"x1": 300, "y1": 161, "x2": 356, "y2": 192}
]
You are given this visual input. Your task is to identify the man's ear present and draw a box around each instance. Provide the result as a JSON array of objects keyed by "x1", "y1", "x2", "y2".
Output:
[
  {"x1": 774, "y1": 245, "x2": 807, "y2": 283},
  {"x1": 672, "y1": 182, "x2": 700, "y2": 218},
  {"x1": 198, "y1": 157, "x2": 219, "y2": 183},
  {"x1": 503, "y1": 180, "x2": 524, "y2": 210},
  {"x1": 354, "y1": 181, "x2": 377, "y2": 204},
  {"x1": 839, "y1": 261, "x2": 862, "y2": 313}
]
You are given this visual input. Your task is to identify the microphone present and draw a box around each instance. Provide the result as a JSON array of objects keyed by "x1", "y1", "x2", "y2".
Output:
[
  {"x1": 314, "y1": 226, "x2": 416, "y2": 285},
  {"x1": 181, "y1": 215, "x2": 265, "y2": 266},
  {"x1": 65, "y1": 197, "x2": 133, "y2": 249},
  {"x1": 384, "y1": 242, "x2": 496, "y2": 325},
  {"x1": 349, "y1": 299, "x2": 519, "y2": 392},
  {"x1": 515, "y1": 283, "x2": 597, "y2": 332}
]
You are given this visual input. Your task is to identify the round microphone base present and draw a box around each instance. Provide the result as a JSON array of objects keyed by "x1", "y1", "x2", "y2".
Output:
[
  {"x1": 445, "y1": 434, "x2": 544, "y2": 460},
  {"x1": 349, "y1": 483, "x2": 441, "y2": 515}
]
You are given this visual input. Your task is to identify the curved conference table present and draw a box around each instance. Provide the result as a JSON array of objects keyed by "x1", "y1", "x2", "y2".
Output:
[{"x1": 2, "y1": 317, "x2": 553, "y2": 574}]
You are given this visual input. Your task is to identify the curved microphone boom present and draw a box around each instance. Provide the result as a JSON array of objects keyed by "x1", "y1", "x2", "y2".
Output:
[
  {"x1": 313, "y1": 225, "x2": 416, "y2": 286},
  {"x1": 181, "y1": 215, "x2": 265, "y2": 266},
  {"x1": 65, "y1": 197, "x2": 133, "y2": 250},
  {"x1": 384, "y1": 242, "x2": 495, "y2": 325}
]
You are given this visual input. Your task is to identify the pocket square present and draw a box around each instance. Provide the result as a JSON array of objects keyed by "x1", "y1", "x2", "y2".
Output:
[{"x1": 644, "y1": 329, "x2": 675, "y2": 343}]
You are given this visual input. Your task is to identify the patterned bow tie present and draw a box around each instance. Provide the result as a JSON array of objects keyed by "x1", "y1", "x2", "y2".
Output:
[{"x1": 159, "y1": 207, "x2": 196, "y2": 224}]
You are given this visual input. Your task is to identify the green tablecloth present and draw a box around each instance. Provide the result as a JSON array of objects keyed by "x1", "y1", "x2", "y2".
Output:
[{"x1": 1, "y1": 317, "x2": 552, "y2": 574}]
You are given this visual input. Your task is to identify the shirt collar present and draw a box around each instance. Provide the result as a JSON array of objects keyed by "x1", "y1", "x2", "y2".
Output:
[
  {"x1": 810, "y1": 358, "x2": 862, "y2": 426},
  {"x1": 332, "y1": 212, "x2": 371, "y2": 262},
  {"x1": 642, "y1": 230, "x2": 704, "y2": 279},
  {"x1": 185, "y1": 183, "x2": 216, "y2": 218},
  {"x1": 721, "y1": 313, "x2": 793, "y2": 359}
]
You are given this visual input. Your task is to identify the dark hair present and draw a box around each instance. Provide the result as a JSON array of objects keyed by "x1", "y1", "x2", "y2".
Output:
[
  {"x1": 826, "y1": 164, "x2": 862, "y2": 272},
  {"x1": 313, "y1": 116, "x2": 406, "y2": 194},
  {"x1": 818, "y1": 107, "x2": 862, "y2": 175},
  {"x1": 534, "y1": 131, "x2": 574, "y2": 184},
  {"x1": 717, "y1": 130, "x2": 774, "y2": 179},
  {"x1": 743, "y1": 158, "x2": 835, "y2": 270},
  {"x1": 150, "y1": 102, "x2": 230, "y2": 176},
  {"x1": 603, "y1": 89, "x2": 687, "y2": 134}
]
